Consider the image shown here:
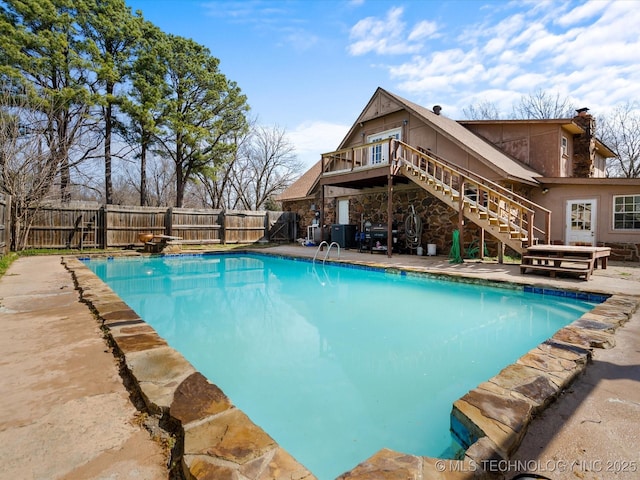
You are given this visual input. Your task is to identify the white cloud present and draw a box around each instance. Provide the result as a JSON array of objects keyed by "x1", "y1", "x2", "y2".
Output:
[
  {"x1": 288, "y1": 121, "x2": 351, "y2": 169},
  {"x1": 408, "y1": 20, "x2": 438, "y2": 42},
  {"x1": 507, "y1": 72, "x2": 549, "y2": 91},
  {"x1": 555, "y1": 0, "x2": 610, "y2": 27},
  {"x1": 373, "y1": 0, "x2": 639, "y2": 120},
  {"x1": 348, "y1": 6, "x2": 436, "y2": 56}
]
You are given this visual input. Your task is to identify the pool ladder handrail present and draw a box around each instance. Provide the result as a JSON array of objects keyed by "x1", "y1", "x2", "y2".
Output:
[{"x1": 312, "y1": 241, "x2": 341, "y2": 264}]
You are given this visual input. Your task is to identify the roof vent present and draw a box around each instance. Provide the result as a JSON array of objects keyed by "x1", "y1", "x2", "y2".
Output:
[{"x1": 433, "y1": 105, "x2": 442, "y2": 115}]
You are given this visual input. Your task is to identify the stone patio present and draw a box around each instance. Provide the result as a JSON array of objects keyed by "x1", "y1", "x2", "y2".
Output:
[
  {"x1": 1, "y1": 247, "x2": 638, "y2": 480},
  {"x1": 64, "y1": 247, "x2": 638, "y2": 480}
]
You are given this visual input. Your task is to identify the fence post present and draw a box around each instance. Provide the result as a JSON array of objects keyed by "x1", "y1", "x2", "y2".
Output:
[
  {"x1": 167, "y1": 207, "x2": 173, "y2": 236},
  {"x1": 102, "y1": 205, "x2": 109, "y2": 248},
  {"x1": 0, "y1": 194, "x2": 10, "y2": 254},
  {"x1": 221, "y1": 210, "x2": 226, "y2": 245},
  {"x1": 263, "y1": 211, "x2": 268, "y2": 243}
]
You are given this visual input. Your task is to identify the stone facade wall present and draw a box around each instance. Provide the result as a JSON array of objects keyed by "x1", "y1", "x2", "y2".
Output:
[
  {"x1": 602, "y1": 241, "x2": 640, "y2": 262},
  {"x1": 572, "y1": 112, "x2": 596, "y2": 178},
  {"x1": 288, "y1": 187, "x2": 507, "y2": 257}
]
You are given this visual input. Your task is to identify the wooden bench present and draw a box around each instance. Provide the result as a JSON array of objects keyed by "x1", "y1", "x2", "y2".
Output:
[
  {"x1": 520, "y1": 255, "x2": 595, "y2": 280},
  {"x1": 520, "y1": 245, "x2": 611, "y2": 281},
  {"x1": 144, "y1": 235, "x2": 183, "y2": 253}
]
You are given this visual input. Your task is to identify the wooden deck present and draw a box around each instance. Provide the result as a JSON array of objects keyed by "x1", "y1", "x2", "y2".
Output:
[{"x1": 520, "y1": 245, "x2": 611, "y2": 280}]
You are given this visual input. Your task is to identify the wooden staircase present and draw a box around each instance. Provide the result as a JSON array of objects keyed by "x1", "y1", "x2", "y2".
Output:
[{"x1": 391, "y1": 141, "x2": 550, "y2": 255}]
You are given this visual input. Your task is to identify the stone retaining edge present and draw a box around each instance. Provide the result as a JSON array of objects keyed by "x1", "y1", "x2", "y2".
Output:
[{"x1": 62, "y1": 254, "x2": 639, "y2": 480}]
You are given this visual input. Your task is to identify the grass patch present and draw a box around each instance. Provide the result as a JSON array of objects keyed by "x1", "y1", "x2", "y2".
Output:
[{"x1": 0, "y1": 252, "x2": 19, "y2": 277}]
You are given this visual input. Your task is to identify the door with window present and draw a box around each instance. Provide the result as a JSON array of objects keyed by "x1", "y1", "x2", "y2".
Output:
[
  {"x1": 566, "y1": 199, "x2": 597, "y2": 245},
  {"x1": 367, "y1": 127, "x2": 401, "y2": 166}
]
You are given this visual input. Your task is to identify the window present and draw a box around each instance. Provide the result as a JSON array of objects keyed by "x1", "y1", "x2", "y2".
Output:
[
  {"x1": 561, "y1": 136, "x2": 568, "y2": 157},
  {"x1": 367, "y1": 127, "x2": 402, "y2": 165},
  {"x1": 613, "y1": 195, "x2": 640, "y2": 229}
]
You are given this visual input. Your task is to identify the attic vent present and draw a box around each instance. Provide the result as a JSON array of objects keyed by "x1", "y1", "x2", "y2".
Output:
[{"x1": 433, "y1": 105, "x2": 442, "y2": 115}]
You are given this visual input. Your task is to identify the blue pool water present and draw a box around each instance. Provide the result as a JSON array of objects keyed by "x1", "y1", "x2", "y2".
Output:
[{"x1": 84, "y1": 253, "x2": 598, "y2": 479}]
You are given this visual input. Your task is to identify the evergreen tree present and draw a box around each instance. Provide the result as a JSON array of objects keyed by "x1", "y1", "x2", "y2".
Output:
[
  {"x1": 119, "y1": 21, "x2": 169, "y2": 205},
  {"x1": 0, "y1": 0, "x2": 94, "y2": 202},
  {"x1": 156, "y1": 35, "x2": 249, "y2": 207},
  {"x1": 77, "y1": 0, "x2": 143, "y2": 204}
]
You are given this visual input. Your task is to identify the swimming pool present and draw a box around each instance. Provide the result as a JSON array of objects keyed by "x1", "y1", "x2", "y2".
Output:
[{"x1": 84, "y1": 253, "x2": 599, "y2": 479}]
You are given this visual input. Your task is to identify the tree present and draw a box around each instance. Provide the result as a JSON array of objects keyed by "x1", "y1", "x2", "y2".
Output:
[
  {"x1": 232, "y1": 124, "x2": 302, "y2": 210},
  {"x1": 195, "y1": 133, "x2": 244, "y2": 209},
  {"x1": 0, "y1": 0, "x2": 96, "y2": 202},
  {"x1": 462, "y1": 100, "x2": 501, "y2": 120},
  {"x1": 464, "y1": 90, "x2": 576, "y2": 120},
  {"x1": 600, "y1": 102, "x2": 640, "y2": 178},
  {"x1": 512, "y1": 89, "x2": 576, "y2": 119},
  {"x1": 77, "y1": 0, "x2": 143, "y2": 204},
  {"x1": 194, "y1": 123, "x2": 302, "y2": 210},
  {"x1": 119, "y1": 21, "x2": 169, "y2": 206},
  {"x1": 156, "y1": 35, "x2": 249, "y2": 207},
  {"x1": 0, "y1": 85, "x2": 60, "y2": 249}
]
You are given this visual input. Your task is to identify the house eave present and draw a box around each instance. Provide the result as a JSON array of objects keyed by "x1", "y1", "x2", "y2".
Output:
[{"x1": 539, "y1": 177, "x2": 640, "y2": 185}]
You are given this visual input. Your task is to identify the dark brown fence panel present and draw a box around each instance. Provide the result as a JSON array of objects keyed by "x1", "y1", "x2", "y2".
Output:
[
  {"x1": 169, "y1": 208, "x2": 223, "y2": 244},
  {"x1": 24, "y1": 202, "x2": 102, "y2": 249},
  {"x1": 224, "y1": 210, "x2": 267, "y2": 244},
  {"x1": 104, "y1": 205, "x2": 167, "y2": 247},
  {"x1": 267, "y1": 211, "x2": 296, "y2": 243},
  {"x1": 0, "y1": 194, "x2": 9, "y2": 253}
]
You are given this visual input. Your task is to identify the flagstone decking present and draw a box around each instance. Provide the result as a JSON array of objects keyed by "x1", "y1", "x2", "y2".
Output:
[{"x1": 1, "y1": 247, "x2": 638, "y2": 480}]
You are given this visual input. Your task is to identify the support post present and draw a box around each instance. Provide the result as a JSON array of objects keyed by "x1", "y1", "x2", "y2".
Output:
[
  {"x1": 480, "y1": 228, "x2": 485, "y2": 260},
  {"x1": 387, "y1": 171, "x2": 393, "y2": 257},
  {"x1": 458, "y1": 179, "x2": 465, "y2": 259},
  {"x1": 320, "y1": 184, "x2": 325, "y2": 246}
]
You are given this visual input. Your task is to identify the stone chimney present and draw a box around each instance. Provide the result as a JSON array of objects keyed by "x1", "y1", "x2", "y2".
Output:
[{"x1": 572, "y1": 108, "x2": 596, "y2": 178}]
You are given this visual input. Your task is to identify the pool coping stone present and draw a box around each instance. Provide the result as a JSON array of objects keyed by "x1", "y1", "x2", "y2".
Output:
[{"x1": 62, "y1": 251, "x2": 639, "y2": 480}]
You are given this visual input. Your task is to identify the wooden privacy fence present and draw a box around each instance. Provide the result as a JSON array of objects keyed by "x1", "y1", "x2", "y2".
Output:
[
  {"x1": 0, "y1": 194, "x2": 9, "y2": 254},
  {"x1": 13, "y1": 201, "x2": 297, "y2": 249}
]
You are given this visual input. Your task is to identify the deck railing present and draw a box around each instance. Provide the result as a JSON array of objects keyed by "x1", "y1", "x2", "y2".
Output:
[
  {"x1": 392, "y1": 141, "x2": 550, "y2": 244},
  {"x1": 320, "y1": 138, "x2": 551, "y2": 245},
  {"x1": 321, "y1": 138, "x2": 393, "y2": 174}
]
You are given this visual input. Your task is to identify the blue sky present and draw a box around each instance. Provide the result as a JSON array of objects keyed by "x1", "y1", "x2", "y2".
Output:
[{"x1": 125, "y1": 0, "x2": 640, "y2": 168}]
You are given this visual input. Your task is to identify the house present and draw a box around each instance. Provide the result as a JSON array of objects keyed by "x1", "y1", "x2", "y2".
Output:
[{"x1": 279, "y1": 88, "x2": 640, "y2": 262}]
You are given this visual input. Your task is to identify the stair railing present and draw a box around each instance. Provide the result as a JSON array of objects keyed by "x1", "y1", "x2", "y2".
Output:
[{"x1": 391, "y1": 140, "x2": 550, "y2": 245}]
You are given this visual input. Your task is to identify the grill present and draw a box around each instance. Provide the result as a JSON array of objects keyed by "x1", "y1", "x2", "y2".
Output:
[{"x1": 362, "y1": 223, "x2": 398, "y2": 253}]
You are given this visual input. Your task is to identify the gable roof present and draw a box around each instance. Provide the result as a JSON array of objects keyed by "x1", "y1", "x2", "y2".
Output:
[
  {"x1": 276, "y1": 159, "x2": 321, "y2": 202},
  {"x1": 280, "y1": 88, "x2": 547, "y2": 202},
  {"x1": 369, "y1": 88, "x2": 541, "y2": 185}
]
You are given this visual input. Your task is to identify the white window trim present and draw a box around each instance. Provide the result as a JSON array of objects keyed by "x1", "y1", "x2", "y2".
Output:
[
  {"x1": 561, "y1": 136, "x2": 568, "y2": 157},
  {"x1": 367, "y1": 127, "x2": 402, "y2": 166},
  {"x1": 613, "y1": 194, "x2": 640, "y2": 230}
]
